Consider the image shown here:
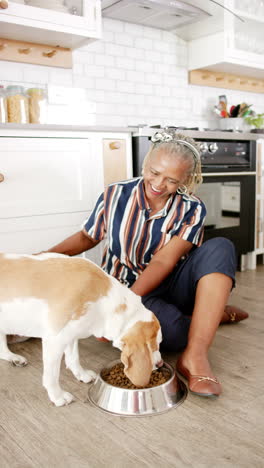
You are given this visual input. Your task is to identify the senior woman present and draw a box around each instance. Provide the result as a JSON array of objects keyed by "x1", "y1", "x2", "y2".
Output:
[{"x1": 45, "y1": 130, "x2": 248, "y2": 398}]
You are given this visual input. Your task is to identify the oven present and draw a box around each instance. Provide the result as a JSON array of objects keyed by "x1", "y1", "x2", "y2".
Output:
[{"x1": 132, "y1": 130, "x2": 256, "y2": 264}]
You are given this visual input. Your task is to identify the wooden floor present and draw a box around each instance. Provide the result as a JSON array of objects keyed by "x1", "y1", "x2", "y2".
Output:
[{"x1": 1, "y1": 267, "x2": 264, "y2": 468}]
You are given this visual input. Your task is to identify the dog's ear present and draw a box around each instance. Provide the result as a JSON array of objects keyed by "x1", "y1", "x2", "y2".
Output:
[{"x1": 120, "y1": 342, "x2": 153, "y2": 387}]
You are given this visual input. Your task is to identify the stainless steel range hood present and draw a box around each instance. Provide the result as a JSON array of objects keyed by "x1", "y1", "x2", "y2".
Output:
[
  {"x1": 101, "y1": 0, "x2": 212, "y2": 31},
  {"x1": 101, "y1": 0, "x2": 226, "y2": 40}
]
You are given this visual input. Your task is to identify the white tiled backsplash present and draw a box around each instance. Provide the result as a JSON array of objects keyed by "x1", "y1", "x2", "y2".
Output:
[
  {"x1": 1, "y1": 17, "x2": 264, "y2": 128},
  {"x1": 47, "y1": 85, "x2": 96, "y2": 125}
]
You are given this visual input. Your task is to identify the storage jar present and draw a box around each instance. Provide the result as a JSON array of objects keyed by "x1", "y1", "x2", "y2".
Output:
[
  {"x1": 27, "y1": 88, "x2": 47, "y2": 124},
  {"x1": 0, "y1": 88, "x2": 7, "y2": 123},
  {"x1": 6, "y1": 85, "x2": 29, "y2": 124}
]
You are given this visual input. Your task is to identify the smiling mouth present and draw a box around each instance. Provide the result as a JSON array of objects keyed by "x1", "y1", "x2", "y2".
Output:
[{"x1": 150, "y1": 185, "x2": 163, "y2": 195}]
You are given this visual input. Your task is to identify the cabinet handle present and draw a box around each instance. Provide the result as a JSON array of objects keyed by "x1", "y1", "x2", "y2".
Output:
[
  {"x1": 0, "y1": 173, "x2": 4, "y2": 183},
  {"x1": 109, "y1": 141, "x2": 121, "y2": 150},
  {"x1": 0, "y1": 1, "x2": 8, "y2": 9}
]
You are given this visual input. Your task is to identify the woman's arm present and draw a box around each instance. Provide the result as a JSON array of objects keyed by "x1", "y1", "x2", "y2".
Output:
[
  {"x1": 47, "y1": 230, "x2": 100, "y2": 256},
  {"x1": 130, "y1": 236, "x2": 193, "y2": 296}
]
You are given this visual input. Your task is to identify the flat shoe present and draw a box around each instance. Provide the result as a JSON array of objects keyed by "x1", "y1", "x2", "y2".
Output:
[
  {"x1": 222, "y1": 305, "x2": 249, "y2": 324},
  {"x1": 95, "y1": 337, "x2": 110, "y2": 342},
  {"x1": 176, "y1": 357, "x2": 221, "y2": 398}
]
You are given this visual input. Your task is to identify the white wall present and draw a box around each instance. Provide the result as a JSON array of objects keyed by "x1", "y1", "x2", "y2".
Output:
[{"x1": 1, "y1": 17, "x2": 264, "y2": 128}]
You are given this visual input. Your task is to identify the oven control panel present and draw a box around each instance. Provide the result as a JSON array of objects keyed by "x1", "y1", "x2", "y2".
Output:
[
  {"x1": 132, "y1": 136, "x2": 256, "y2": 177},
  {"x1": 198, "y1": 140, "x2": 256, "y2": 172}
]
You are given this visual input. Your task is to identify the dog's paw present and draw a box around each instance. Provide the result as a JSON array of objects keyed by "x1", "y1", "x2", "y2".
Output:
[
  {"x1": 11, "y1": 354, "x2": 28, "y2": 367},
  {"x1": 76, "y1": 369, "x2": 97, "y2": 383},
  {"x1": 52, "y1": 391, "x2": 75, "y2": 407}
]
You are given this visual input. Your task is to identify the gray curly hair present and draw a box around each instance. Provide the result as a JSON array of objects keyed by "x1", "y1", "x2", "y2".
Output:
[{"x1": 142, "y1": 130, "x2": 203, "y2": 194}]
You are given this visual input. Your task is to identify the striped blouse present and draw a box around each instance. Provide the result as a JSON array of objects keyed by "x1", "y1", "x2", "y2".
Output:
[{"x1": 83, "y1": 177, "x2": 206, "y2": 287}]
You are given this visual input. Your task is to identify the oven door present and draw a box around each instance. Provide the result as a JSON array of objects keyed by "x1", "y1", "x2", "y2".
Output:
[{"x1": 196, "y1": 173, "x2": 255, "y2": 256}]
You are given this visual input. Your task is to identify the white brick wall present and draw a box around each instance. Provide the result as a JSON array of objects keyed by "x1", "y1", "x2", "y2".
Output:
[{"x1": 1, "y1": 17, "x2": 264, "y2": 128}]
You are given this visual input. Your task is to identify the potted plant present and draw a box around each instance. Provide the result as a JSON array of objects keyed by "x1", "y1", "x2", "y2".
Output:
[{"x1": 244, "y1": 113, "x2": 264, "y2": 133}]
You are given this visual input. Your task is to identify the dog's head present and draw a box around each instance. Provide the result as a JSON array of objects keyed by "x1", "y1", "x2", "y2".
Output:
[{"x1": 118, "y1": 314, "x2": 162, "y2": 387}]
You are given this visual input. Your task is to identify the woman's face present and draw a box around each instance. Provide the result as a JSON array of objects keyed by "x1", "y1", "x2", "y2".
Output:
[{"x1": 143, "y1": 150, "x2": 192, "y2": 204}]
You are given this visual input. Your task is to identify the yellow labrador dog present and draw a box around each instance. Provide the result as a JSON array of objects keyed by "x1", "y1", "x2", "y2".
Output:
[{"x1": 0, "y1": 253, "x2": 162, "y2": 406}]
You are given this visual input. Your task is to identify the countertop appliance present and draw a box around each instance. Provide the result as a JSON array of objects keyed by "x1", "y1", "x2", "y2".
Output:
[{"x1": 132, "y1": 126, "x2": 256, "y2": 266}]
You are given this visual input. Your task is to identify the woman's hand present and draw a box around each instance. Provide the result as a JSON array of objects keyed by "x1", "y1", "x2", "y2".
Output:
[
  {"x1": 131, "y1": 236, "x2": 193, "y2": 297},
  {"x1": 0, "y1": 1, "x2": 8, "y2": 9},
  {"x1": 47, "y1": 230, "x2": 100, "y2": 256}
]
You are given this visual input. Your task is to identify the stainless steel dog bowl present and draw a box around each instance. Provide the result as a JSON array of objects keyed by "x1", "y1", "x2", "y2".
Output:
[{"x1": 87, "y1": 360, "x2": 187, "y2": 417}]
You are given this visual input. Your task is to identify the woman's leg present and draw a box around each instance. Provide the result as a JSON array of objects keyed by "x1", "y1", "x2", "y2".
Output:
[
  {"x1": 142, "y1": 293, "x2": 191, "y2": 351},
  {"x1": 178, "y1": 272, "x2": 232, "y2": 394},
  {"x1": 143, "y1": 237, "x2": 237, "y2": 356},
  {"x1": 171, "y1": 237, "x2": 237, "y2": 395}
]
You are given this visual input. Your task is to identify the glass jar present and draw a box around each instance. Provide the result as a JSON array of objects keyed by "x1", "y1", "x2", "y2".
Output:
[
  {"x1": 27, "y1": 88, "x2": 47, "y2": 124},
  {"x1": 6, "y1": 85, "x2": 29, "y2": 124},
  {"x1": 0, "y1": 88, "x2": 7, "y2": 124}
]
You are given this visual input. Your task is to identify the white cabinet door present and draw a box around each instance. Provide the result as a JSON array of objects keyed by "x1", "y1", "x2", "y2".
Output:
[
  {"x1": 0, "y1": 0, "x2": 101, "y2": 49},
  {"x1": 0, "y1": 211, "x2": 104, "y2": 265},
  {"x1": 0, "y1": 211, "x2": 88, "y2": 253},
  {"x1": 0, "y1": 136, "x2": 103, "y2": 218},
  {"x1": 188, "y1": 1, "x2": 264, "y2": 78}
]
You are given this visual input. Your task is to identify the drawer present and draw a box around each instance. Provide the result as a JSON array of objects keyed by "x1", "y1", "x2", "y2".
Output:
[
  {"x1": 0, "y1": 211, "x2": 88, "y2": 252},
  {"x1": 0, "y1": 211, "x2": 103, "y2": 265}
]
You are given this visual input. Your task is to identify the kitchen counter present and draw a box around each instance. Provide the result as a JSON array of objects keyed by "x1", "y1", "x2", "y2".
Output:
[
  {"x1": 132, "y1": 128, "x2": 263, "y2": 141},
  {"x1": 177, "y1": 130, "x2": 262, "y2": 141},
  {"x1": 0, "y1": 123, "x2": 137, "y2": 133},
  {"x1": 0, "y1": 123, "x2": 263, "y2": 140}
]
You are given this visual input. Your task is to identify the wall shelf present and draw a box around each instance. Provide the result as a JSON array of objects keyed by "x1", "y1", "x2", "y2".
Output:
[
  {"x1": 0, "y1": 37, "x2": 72, "y2": 68},
  {"x1": 189, "y1": 69, "x2": 264, "y2": 94}
]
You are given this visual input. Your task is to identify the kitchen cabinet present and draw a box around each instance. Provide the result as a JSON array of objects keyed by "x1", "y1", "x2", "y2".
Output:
[
  {"x1": 0, "y1": 136, "x2": 99, "y2": 218},
  {"x1": 255, "y1": 139, "x2": 264, "y2": 254},
  {"x1": 0, "y1": 0, "x2": 101, "y2": 49},
  {"x1": 0, "y1": 127, "x2": 132, "y2": 264},
  {"x1": 188, "y1": 0, "x2": 264, "y2": 79},
  {"x1": 103, "y1": 138, "x2": 128, "y2": 186},
  {"x1": 240, "y1": 138, "x2": 264, "y2": 270}
]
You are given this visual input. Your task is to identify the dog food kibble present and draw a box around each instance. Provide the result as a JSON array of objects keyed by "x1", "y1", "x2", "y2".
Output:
[{"x1": 101, "y1": 363, "x2": 171, "y2": 389}]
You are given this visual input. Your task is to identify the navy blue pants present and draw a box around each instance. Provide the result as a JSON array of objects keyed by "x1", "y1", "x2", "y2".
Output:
[{"x1": 142, "y1": 237, "x2": 237, "y2": 352}]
